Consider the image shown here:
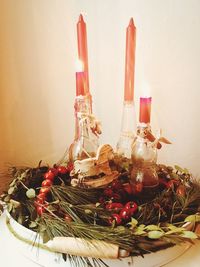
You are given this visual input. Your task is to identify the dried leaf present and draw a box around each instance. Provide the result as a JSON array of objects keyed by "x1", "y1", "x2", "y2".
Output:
[{"x1": 159, "y1": 137, "x2": 172, "y2": 144}]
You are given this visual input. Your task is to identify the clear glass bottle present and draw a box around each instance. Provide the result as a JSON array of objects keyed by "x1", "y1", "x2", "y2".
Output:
[
  {"x1": 68, "y1": 94, "x2": 99, "y2": 161},
  {"x1": 130, "y1": 123, "x2": 158, "y2": 188},
  {"x1": 116, "y1": 100, "x2": 136, "y2": 159}
]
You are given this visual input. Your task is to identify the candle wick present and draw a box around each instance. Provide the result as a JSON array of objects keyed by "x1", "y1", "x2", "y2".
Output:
[
  {"x1": 129, "y1": 18, "x2": 135, "y2": 27},
  {"x1": 79, "y1": 14, "x2": 85, "y2": 23}
]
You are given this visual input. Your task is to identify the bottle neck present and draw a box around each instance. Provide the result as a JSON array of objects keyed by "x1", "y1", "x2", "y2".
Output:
[
  {"x1": 74, "y1": 94, "x2": 92, "y2": 140},
  {"x1": 116, "y1": 100, "x2": 136, "y2": 158},
  {"x1": 120, "y1": 100, "x2": 136, "y2": 134}
]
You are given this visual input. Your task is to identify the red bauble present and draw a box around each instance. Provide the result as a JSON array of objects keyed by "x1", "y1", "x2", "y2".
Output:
[
  {"x1": 124, "y1": 201, "x2": 138, "y2": 215},
  {"x1": 119, "y1": 208, "x2": 131, "y2": 221},
  {"x1": 106, "y1": 202, "x2": 123, "y2": 211},
  {"x1": 57, "y1": 166, "x2": 68, "y2": 175},
  {"x1": 44, "y1": 171, "x2": 55, "y2": 181},
  {"x1": 42, "y1": 179, "x2": 52, "y2": 187},
  {"x1": 39, "y1": 187, "x2": 51, "y2": 194},
  {"x1": 37, "y1": 206, "x2": 44, "y2": 216},
  {"x1": 108, "y1": 214, "x2": 122, "y2": 226}
]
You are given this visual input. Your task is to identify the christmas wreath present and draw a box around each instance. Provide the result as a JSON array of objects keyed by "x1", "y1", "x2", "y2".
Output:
[{"x1": 1, "y1": 157, "x2": 200, "y2": 267}]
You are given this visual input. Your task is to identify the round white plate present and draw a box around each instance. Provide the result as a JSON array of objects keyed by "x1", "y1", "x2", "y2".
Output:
[{"x1": 1, "y1": 211, "x2": 191, "y2": 267}]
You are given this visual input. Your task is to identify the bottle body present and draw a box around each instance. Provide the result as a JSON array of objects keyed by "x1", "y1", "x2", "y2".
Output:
[
  {"x1": 69, "y1": 94, "x2": 99, "y2": 161},
  {"x1": 131, "y1": 123, "x2": 158, "y2": 188}
]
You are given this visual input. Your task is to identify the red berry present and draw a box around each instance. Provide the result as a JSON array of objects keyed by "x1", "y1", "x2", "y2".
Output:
[
  {"x1": 125, "y1": 201, "x2": 138, "y2": 215},
  {"x1": 176, "y1": 185, "x2": 185, "y2": 197},
  {"x1": 108, "y1": 214, "x2": 122, "y2": 226},
  {"x1": 37, "y1": 206, "x2": 44, "y2": 216},
  {"x1": 37, "y1": 192, "x2": 46, "y2": 201},
  {"x1": 42, "y1": 179, "x2": 52, "y2": 187},
  {"x1": 106, "y1": 202, "x2": 123, "y2": 211},
  {"x1": 57, "y1": 166, "x2": 68, "y2": 174},
  {"x1": 34, "y1": 200, "x2": 43, "y2": 207},
  {"x1": 159, "y1": 178, "x2": 168, "y2": 187},
  {"x1": 98, "y1": 197, "x2": 105, "y2": 203},
  {"x1": 39, "y1": 187, "x2": 51, "y2": 194},
  {"x1": 112, "y1": 193, "x2": 122, "y2": 201},
  {"x1": 49, "y1": 168, "x2": 58, "y2": 176},
  {"x1": 123, "y1": 183, "x2": 133, "y2": 194},
  {"x1": 111, "y1": 180, "x2": 123, "y2": 191},
  {"x1": 44, "y1": 171, "x2": 55, "y2": 181},
  {"x1": 103, "y1": 188, "x2": 114, "y2": 197},
  {"x1": 166, "y1": 179, "x2": 180, "y2": 189},
  {"x1": 67, "y1": 163, "x2": 74, "y2": 172},
  {"x1": 119, "y1": 208, "x2": 131, "y2": 221},
  {"x1": 64, "y1": 214, "x2": 72, "y2": 222}
]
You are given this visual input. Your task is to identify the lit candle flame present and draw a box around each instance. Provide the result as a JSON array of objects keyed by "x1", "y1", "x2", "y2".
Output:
[{"x1": 76, "y1": 59, "x2": 84, "y2": 72}]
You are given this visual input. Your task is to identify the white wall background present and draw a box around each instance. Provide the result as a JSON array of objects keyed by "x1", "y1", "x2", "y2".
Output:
[{"x1": 0, "y1": 0, "x2": 199, "y2": 176}]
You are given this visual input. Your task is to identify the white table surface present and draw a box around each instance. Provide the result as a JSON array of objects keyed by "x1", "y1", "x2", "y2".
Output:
[{"x1": 0, "y1": 211, "x2": 200, "y2": 267}]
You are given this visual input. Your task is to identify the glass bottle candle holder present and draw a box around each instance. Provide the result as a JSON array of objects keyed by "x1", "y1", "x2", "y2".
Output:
[
  {"x1": 130, "y1": 123, "x2": 158, "y2": 188},
  {"x1": 68, "y1": 94, "x2": 99, "y2": 161}
]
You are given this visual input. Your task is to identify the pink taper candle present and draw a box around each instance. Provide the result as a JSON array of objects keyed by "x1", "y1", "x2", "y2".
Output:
[
  {"x1": 139, "y1": 97, "x2": 152, "y2": 123},
  {"x1": 77, "y1": 14, "x2": 90, "y2": 95},
  {"x1": 124, "y1": 18, "x2": 136, "y2": 102}
]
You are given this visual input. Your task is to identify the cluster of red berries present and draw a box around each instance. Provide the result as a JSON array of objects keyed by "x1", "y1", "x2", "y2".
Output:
[
  {"x1": 107, "y1": 201, "x2": 138, "y2": 226},
  {"x1": 35, "y1": 164, "x2": 73, "y2": 215},
  {"x1": 100, "y1": 179, "x2": 143, "y2": 204},
  {"x1": 159, "y1": 178, "x2": 185, "y2": 197},
  {"x1": 98, "y1": 180, "x2": 139, "y2": 226}
]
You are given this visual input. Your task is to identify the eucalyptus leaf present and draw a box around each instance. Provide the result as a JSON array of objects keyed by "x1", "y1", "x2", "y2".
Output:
[
  {"x1": 85, "y1": 209, "x2": 93, "y2": 214},
  {"x1": 26, "y1": 188, "x2": 36, "y2": 199},
  {"x1": 39, "y1": 225, "x2": 47, "y2": 232},
  {"x1": 42, "y1": 231, "x2": 51, "y2": 243},
  {"x1": 4, "y1": 195, "x2": 11, "y2": 202},
  {"x1": 184, "y1": 214, "x2": 200, "y2": 223},
  {"x1": 174, "y1": 165, "x2": 184, "y2": 173},
  {"x1": 17, "y1": 214, "x2": 23, "y2": 225},
  {"x1": 8, "y1": 187, "x2": 15, "y2": 195},
  {"x1": 181, "y1": 231, "x2": 198, "y2": 239},
  {"x1": 29, "y1": 221, "x2": 37, "y2": 228},
  {"x1": 148, "y1": 230, "x2": 164, "y2": 239},
  {"x1": 10, "y1": 199, "x2": 20, "y2": 208},
  {"x1": 170, "y1": 173, "x2": 179, "y2": 180},
  {"x1": 145, "y1": 225, "x2": 162, "y2": 231},
  {"x1": 9, "y1": 179, "x2": 17, "y2": 187},
  {"x1": 133, "y1": 229, "x2": 146, "y2": 235}
]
